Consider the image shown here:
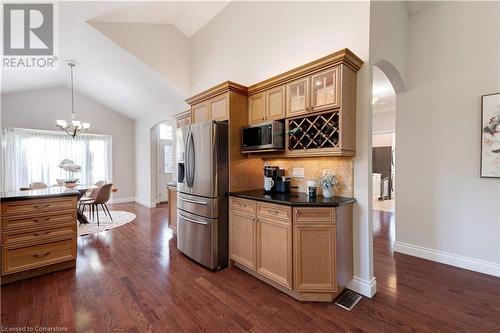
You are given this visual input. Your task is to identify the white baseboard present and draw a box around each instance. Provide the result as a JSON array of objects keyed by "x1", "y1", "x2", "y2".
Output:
[
  {"x1": 348, "y1": 276, "x2": 377, "y2": 298},
  {"x1": 134, "y1": 197, "x2": 156, "y2": 208},
  {"x1": 394, "y1": 241, "x2": 500, "y2": 277},
  {"x1": 110, "y1": 197, "x2": 135, "y2": 204}
]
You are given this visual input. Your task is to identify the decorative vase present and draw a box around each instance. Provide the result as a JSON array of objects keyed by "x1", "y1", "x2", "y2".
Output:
[{"x1": 322, "y1": 187, "x2": 333, "y2": 199}]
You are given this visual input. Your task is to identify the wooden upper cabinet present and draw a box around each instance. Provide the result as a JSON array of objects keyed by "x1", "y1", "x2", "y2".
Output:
[
  {"x1": 248, "y1": 93, "x2": 265, "y2": 125},
  {"x1": 174, "y1": 110, "x2": 191, "y2": 129},
  {"x1": 209, "y1": 95, "x2": 229, "y2": 121},
  {"x1": 310, "y1": 67, "x2": 340, "y2": 112},
  {"x1": 265, "y1": 85, "x2": 286, "y2": 121},
  {"x1": 286, "y1": 77, "x2": 310, "y2": 117},
  {"x1": 192, "y1": 102, "x2": 209, "y2": 123}
]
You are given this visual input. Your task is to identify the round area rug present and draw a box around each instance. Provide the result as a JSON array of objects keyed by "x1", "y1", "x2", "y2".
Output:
[{"x1": 78, "y1": 210, "x2": 136, "y2": 236}]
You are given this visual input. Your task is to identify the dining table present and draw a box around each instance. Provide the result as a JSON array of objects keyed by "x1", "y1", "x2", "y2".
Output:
[{"x1": 63, "y1": 184, "x2": 117, "y2": 224}]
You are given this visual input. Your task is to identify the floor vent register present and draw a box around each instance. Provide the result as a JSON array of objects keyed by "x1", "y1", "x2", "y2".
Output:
[{"x1": 334, "y1": 289, "x2": 362, "y2": 311}]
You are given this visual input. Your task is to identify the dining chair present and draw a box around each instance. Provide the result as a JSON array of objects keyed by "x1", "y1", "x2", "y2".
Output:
[
  {"x1": 81, "y1": 183, "x2": 113, "y2": 226},
  {"x1": 79, "y1": 180, "x2": 106, "y2": 210},
  {"x1": 29, "y1": 182, "x2": 48, "y2": 190}
]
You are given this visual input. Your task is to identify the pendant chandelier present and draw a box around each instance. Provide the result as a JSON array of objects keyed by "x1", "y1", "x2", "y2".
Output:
[{"x1": 56, "y1": 61, "x2": 90, "y2": 137}]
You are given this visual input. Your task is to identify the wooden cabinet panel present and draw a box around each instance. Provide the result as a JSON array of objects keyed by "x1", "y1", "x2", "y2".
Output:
[
  {"x1": 229, "y1": 209, "x2": 256, "y2": 270},
  {"x1": 248, "y1": 93, "x2": 265, "y2": 125},
  {"x1": 2, "y1": 224, "x2": 75, "y2": 245},
  {"x1": 256, "y1": 216, "x2": 292, "y2": 288},
  {"x1": 2, "y1": 197, "x2": 76, "y2": 217},
  {"x1": 230, "y1": 197, "x2": 257, "y2": 215},
  {"x1": 310, "y1": 67, "x2": 340, "y2": 112},
  {"x1": 294, "y1": 207, "x2": 335, "y2": 223},
  {"x1": 256, "y1": 202, "x2": 291, "y2": 222},
  {"x1": 265, "y1": 85, "x2": 285, "y2": 120},
  {"x1": 167, "y1": 188, "x2": 177, "y2": 234},
  {"x1": 2, "y1": 237, "x2": 76, "y2": 274},
  {"x1": 209, "y1": 95, "x2": 229, "y2": 121},
  {"x1": 293, "y1": 223, "x2": 336, "y2": 292},
  {"x1": 286, "y1": 77, "x2": 310, "y2": 117},
  {"x1": 2, "y1": 210, "x2": 76, "y2": 231},
  {"x1": 176, "y1": 115, "x2": 191, "y2": 128},
  {"x1": 192, "y1": 102, "x2": 209, "y2": 123}
]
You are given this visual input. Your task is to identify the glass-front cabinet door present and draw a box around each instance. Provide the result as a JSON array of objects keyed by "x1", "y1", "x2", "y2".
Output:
[
  {"x1": 286, "y1": 77, "x2": 309, "y2": 117},
  {"x1": 310, "y1": 67, "x2": 340, "y2": 112}
]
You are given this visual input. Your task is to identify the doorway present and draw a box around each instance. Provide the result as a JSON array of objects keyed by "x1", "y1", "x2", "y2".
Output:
[
  {"x1": 151, "y1": 121, "x2": 175, "y2": 205},
  {"x1": 372, "y1": 66, "x2": 396, "y2": 214}
]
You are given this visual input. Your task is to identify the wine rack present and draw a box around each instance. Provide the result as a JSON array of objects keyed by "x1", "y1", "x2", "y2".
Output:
[{"x1": 287, "y1": 111, "x2": 340, "y2": 151}]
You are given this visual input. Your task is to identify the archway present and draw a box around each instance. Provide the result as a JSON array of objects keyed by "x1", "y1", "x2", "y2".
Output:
[
  {"x1": 371, "y1": 59, "x2": 406, "y2": 283},
  {"x1": 150, "y1": 120, "x2": 175, "y2": 206}
]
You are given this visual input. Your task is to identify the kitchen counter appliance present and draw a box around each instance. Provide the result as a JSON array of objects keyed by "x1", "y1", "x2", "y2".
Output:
[
  {"x1": 176, "y1": 120, "x2": 228, "y2": 270},
  {"x1": 241, "y1": 121, "x2": 284, "y2": 152}
]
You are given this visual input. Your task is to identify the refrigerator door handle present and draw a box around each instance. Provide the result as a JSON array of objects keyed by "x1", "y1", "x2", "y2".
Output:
[
  {"x1": 178, "y1": 211, "x2": 208, "y2": 225},
  {"x1": 178, "y1": 196, "x2": 208, "y2": 205},
  {"x1": 187, "y1": 131, "x2": 195, "y2": 187},
  {"x1": 184, "y1": 130, "x2": 190, "y2": 186}
]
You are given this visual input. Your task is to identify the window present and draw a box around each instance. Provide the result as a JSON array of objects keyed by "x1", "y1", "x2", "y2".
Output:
[
  {"x1": 159, "y1": 124, "x2": 173, "y2": 140},
  {"x1": 158, "y1": 123, "x2": 174, "y2": 174},
  {"x1": 164, "y1": 145, "x2": 174, "y2": 173},
  {"x1": 1, "y1": 128, "x2": 112, "y2": 191}
]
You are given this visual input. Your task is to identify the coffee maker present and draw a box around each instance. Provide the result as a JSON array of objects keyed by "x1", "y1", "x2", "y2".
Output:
[{"x1": 263, "y1": 166, "x2": 279, "y2": 193}]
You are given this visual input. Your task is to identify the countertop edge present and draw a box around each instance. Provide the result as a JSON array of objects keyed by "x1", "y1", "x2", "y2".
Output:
[
  {"x1": 228, "y1": 191, "x2": 356, "y2": 207},
  {"x1": 0, "y1": 191, "x2": 79, "y2": 202}
]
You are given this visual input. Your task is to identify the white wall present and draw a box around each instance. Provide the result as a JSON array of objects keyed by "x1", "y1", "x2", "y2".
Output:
[
  {"x1": 190, "y1": 1, "x2": 370, "y2": 94},
  {"x1": 190, "y1": 1, "x2": 375, "y2": 296},
  {"x1": 1, "y1": 86, "x2": 135, "y2": 201},
  {"x1": 373, "y1": 111, "x2": 395, "y2": 134},
  {"x1": 396, "y1": 2, "x2": 500, "y2": 275}
]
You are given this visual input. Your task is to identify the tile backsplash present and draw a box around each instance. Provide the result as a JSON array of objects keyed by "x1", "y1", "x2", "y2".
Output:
[{"x1": 264, "y1": 157, "x2": 353, "y2": 197}]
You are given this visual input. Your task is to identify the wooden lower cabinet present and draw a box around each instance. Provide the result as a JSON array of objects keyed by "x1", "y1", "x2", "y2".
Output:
[
  {"x1": 293, "y1": 223, "x2": 336, "y2": 291},
  {"x1": 1, "y1": 194, "x2": 78, "y2": 284},
  {"x1": 229, "y1": 204, "x2": 257, "y2": 270},
  {"x1": 167, "y1": 187, "x2": 177, "y2": 234},
  {"x1": 256, "y1": 216, "x2": 292, "y2": 288},
  {"x1": 229, "y1": 197, "x2": 353, "y2": 302}
]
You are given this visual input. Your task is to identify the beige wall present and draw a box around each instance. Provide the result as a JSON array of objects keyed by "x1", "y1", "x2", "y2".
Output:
[
  {"x1": 395, "y1": 2, "x2": 500, "y2": 273},
  {"x1": 1, "y1": 87, "x2": 135, "y2": 201},
  {"x1": 89, "y1": 21, "x2": 190, "y2": 95},
  {"x1": 264, "y1": 157, "x2": 353, "y2": 197}
]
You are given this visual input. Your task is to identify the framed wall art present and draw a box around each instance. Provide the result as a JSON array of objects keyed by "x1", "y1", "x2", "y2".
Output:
[{"x1": 481, "y1": 92, "x2": 500, "y2": 177}]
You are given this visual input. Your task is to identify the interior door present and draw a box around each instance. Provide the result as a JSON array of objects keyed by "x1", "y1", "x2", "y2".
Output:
[{"x1": 158, "y1": 123, "x2": 174, "y2": 203}]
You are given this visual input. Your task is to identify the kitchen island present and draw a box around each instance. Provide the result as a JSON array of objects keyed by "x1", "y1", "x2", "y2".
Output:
[
  {"x1": 1, "y1": 187, "x2": 79, "y2": 284},
  {"x1": 228, "y1": 190, "x2": 355, "y2": 302}
]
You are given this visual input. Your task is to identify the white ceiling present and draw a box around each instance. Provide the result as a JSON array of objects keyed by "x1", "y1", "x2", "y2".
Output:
[
  {"x1": 372, "y1": 66, "x2": 395, "y2": 114},
  {"x1": 91, "y1": 1, "x2": 230, "y2": 38},
  {"x1": 1, "y1": 1, "x2": 229, "y2": 120}
]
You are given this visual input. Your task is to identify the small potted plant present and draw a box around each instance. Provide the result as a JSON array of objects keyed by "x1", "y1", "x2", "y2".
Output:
[{"x1": 319, "y1": 170, "x2": 338, "y2": 199}]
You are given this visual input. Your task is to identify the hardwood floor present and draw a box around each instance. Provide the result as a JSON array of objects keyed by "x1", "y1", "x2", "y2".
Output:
[{"x1": 2, "y1": 203, "x2": 499, "y2": 332}]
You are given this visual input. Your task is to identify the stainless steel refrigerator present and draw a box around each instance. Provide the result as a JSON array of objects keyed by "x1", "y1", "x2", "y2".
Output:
[{"x1": 176, "y1": 120, "x2": 228, "y2": 270}]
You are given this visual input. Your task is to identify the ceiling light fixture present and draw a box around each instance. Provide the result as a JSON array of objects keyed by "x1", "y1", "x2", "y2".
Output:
[{"x1": 56, "y1": 61, "x2": 90, "y2": 137}]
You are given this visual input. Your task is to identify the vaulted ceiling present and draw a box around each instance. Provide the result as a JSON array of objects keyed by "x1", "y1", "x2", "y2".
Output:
[{"x1": 1, "y1": 1, "x2": 229, "y2": 120}]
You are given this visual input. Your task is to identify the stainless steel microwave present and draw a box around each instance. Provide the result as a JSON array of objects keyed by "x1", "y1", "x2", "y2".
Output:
[{"x1": 241, "y1": 121, "x2": 285, "y2": 152}]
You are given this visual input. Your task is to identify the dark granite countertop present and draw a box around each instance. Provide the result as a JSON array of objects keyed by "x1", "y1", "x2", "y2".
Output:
[
  {"x1": 0, "y1": 187, "x2": 80, "y2": 202},
  {"x1": 229, "y1": 189, "x2": 356, "y2": 207}
]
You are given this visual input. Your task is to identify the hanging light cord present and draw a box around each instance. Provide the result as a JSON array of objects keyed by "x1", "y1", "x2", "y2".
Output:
[{"x1": 70, "y1": 64, "x2": 75, "y2": 116}]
